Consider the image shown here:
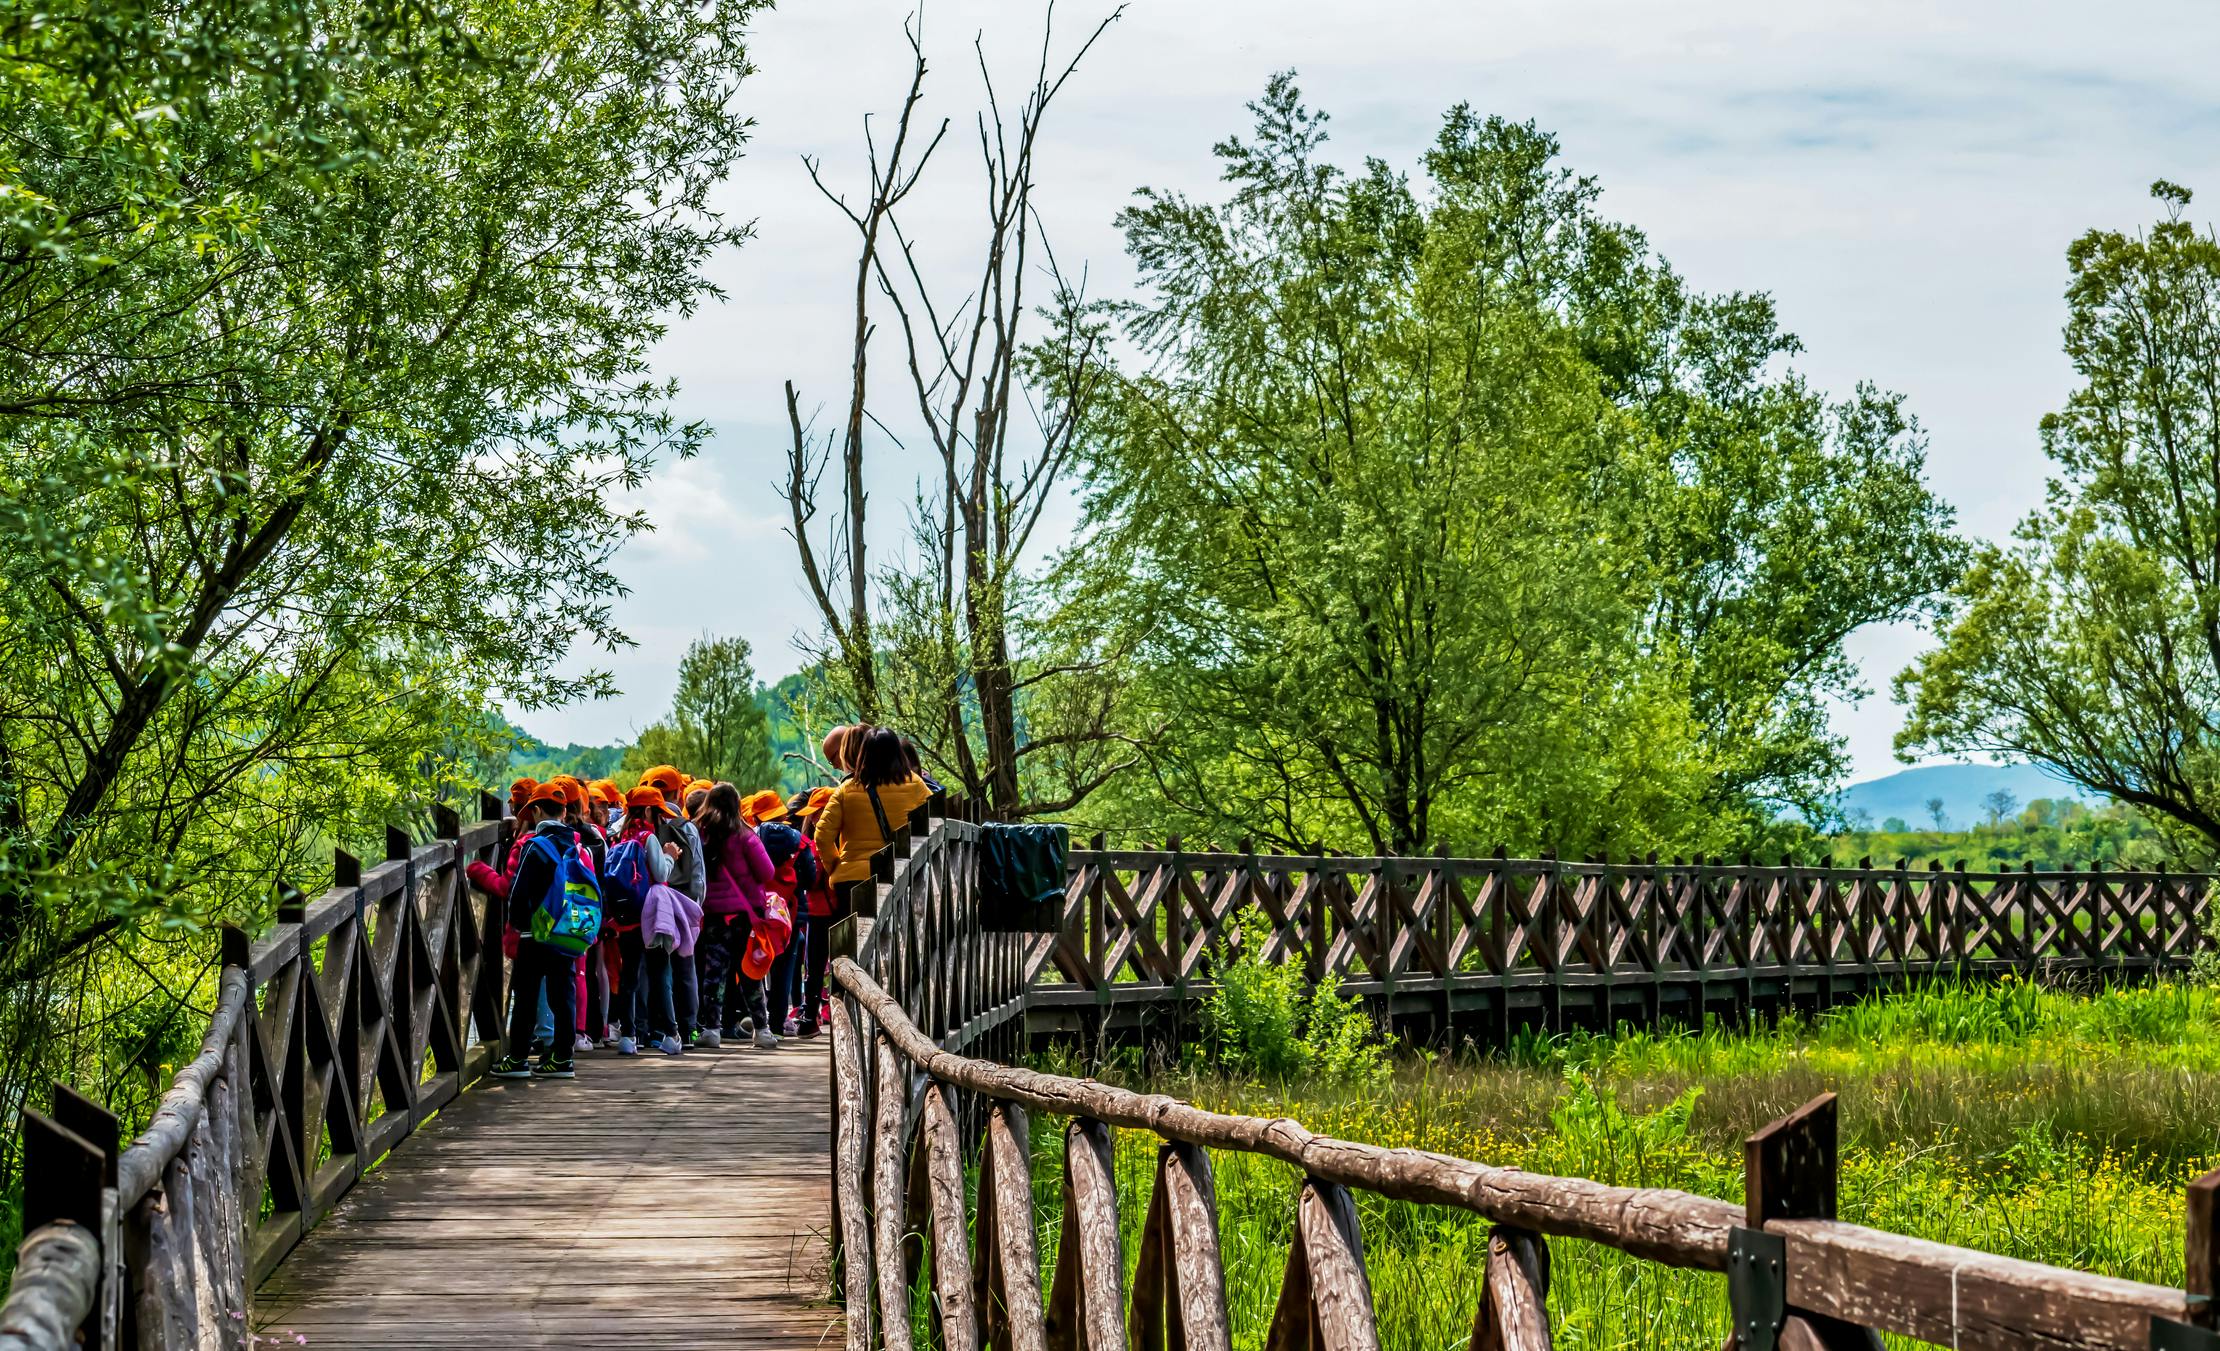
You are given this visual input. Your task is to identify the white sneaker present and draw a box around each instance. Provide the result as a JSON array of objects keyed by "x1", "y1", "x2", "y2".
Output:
[
  {"x1": 754, "y1": 1028, "x2": 779, "y2": 1051},
  {"x1": 659, "y1": 1035, "x2": 683, "y2": 1055},
  {"x1": 782, "y1": 1016, "x2": 800, "y2": 1037},
  {"x1": 699, "y1": 1028, "x2": 722, "y2": 1049},
  {"x1": 617, "y1": 1036, "x2": 637, "y2": 1056},
  {"x1": 604, "y1": 1023, "x2": 620, "y2": 1042},
  {"x1": 573, "y1": 1033, "x2": 595, "y2": 1053}
]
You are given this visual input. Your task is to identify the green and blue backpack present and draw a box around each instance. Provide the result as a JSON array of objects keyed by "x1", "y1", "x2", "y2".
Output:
[{"x1": 527, "y1": 835, "x2": 603, "y2": 955}]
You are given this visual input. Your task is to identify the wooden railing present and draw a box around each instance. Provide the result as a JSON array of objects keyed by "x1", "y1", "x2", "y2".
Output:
[
  {"x1": 1030, "y1": 848, "x2": 2214, "y2": 1033},
  {"x1": 827, "y1": 819, "x2": 2220, "y2": 1351},
  {"x1": 0, "y1": 798, "x2": 511, "y2": 1350}
]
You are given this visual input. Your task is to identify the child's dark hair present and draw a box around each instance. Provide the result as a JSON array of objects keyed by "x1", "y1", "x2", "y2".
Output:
[
  {"x1": 900, "y1": 736, "x2": 924, "y2": 774},
  {"x1": 855, "y1": 728, "x2": 911, "y2": 788},
  {"x1": 695, "y1": 782, "x2": 743, "y2": 862}
]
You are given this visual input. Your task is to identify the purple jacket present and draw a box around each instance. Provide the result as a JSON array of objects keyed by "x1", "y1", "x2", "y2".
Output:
[
  {"x1": 641, "y1": 884, "x2": 702, "y2": 956},
  {"x1": 702, "y1": 825, "x2": 774, "y2": 918}
]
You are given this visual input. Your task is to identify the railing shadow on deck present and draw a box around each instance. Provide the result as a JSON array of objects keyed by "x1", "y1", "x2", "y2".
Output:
[{"x1": 824, "y1": 811, "x2": 2220, "y2": 1351}]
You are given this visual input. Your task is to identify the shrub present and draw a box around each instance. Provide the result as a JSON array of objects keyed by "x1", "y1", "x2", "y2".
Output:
[{"x1": 1208, "y1": 953, "x2": 1387, "y2": 1083}]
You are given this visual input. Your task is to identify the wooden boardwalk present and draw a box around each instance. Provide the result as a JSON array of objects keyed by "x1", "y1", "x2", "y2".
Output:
[{"x1": 254, "y1": 1038, "x2": 841, "y2": 1348}]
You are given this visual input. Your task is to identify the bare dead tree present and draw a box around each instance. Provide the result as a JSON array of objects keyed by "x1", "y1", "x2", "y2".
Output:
[
  {"x1": 783, "y1": 2, "x2": 1141, "y2": 818},
  {"x1": 784, "y1": 12, "x2": 949, "y2": 722}
]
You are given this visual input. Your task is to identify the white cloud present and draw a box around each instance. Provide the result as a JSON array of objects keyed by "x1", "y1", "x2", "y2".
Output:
[{"x1": 519, "y1": 0, "x2": 2220, "y2": 785}]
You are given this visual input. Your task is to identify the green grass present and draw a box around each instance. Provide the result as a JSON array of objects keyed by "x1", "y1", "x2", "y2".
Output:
[{"x1": 993, "y1": 979, "x2": 2219, "y2": 1350}]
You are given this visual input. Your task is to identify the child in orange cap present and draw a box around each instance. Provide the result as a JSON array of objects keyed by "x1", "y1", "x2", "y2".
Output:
[{"x1": 636, "y1": 765, "x2": 706, "y2": 1045}]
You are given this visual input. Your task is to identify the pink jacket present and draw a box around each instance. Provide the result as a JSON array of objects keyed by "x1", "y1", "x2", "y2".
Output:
[
  {"x1": 641, "y1": 884, "x2": 702, "y2": 957},
  {"x1": 701, "y1": 826, "x2": 774, "y2": 918}
]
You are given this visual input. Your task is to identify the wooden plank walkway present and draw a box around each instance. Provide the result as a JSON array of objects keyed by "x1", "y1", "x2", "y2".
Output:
[{"x1": 254, "y1": 1038, "x2": 842, "y2": 1348}]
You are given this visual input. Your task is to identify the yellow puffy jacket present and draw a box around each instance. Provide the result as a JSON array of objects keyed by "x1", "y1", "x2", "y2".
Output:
[{"x1": 814, "y1": 775, "x2": 935, "y2": 885}]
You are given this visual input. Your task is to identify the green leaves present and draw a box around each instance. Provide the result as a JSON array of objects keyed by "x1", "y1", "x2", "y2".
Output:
[
  {"x1": 0, "y1": 0, "x2": 765, "y2": 1178},
  {"x1": 1899, "y1": 182, "x2": 2220, "y2": 856},
  {"x1": 1070, "y1": 80, "x2": 1957, "y2": 858}
]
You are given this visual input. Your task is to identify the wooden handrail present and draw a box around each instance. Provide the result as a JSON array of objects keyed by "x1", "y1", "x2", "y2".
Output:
[
  {"x1": 835, "y1": 956, "x2": 1743, "y2": 1267},
  {"x1": 0, "y1": 805, "x2": 513, "y2": 1350},
  {"x1": 828, "y1": 820, "x2": 2220, "y2": 1351},
  {"x1": 1030, "y1": 849, "x2": 2213, "y2": 1040}
]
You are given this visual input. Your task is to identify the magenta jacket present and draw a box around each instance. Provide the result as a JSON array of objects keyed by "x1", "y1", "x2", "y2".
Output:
[{"x1": 701, "y1": 825, "x2": 774, "y2": 918}]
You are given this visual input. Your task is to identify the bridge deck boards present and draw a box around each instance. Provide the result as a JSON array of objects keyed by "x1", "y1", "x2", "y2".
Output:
[{"x1": 254, "y1": 1038, "x2": 841, "y2": 1348}]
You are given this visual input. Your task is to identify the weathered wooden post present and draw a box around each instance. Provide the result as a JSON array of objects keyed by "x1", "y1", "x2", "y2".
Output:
[
  {"x1": 2177, "y1": 1167, "x2": 2220, "y2": 1339},
  {"x1": 19, "y1": 1093, "x2": 112, "y2": 1349},
  {"x1": 49, "y1": 1085, "x2": 119, "y2": 1350},
  {"x1": 1733, "y1": 1093, "x2": 1880, "y2": 1351},
  {"x1": 1470, "y1": 1226, "x2": 1549, "y2": 1351}
]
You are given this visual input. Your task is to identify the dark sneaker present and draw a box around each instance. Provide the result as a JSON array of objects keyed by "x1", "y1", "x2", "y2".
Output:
[
  {"x1": 798, "y1": 1019, "x2": 821, "y2": 1040},
  {"x1": 490, "y1": 1055, "x2": 533, "y2": 1080},
  {"x1": 533, "y1": 1058, "x2": 576, "y2": 1080}
]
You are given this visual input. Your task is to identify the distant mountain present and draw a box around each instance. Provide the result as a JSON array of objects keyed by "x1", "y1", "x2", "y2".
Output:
[{"x1": 1839, "y1": 763, "x2": 2093, "y2": 831}]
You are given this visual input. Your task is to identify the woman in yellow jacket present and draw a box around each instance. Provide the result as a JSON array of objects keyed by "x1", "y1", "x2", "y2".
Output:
[{"x1": 815, "y1": 727, "x2": 934, "y2": 885}]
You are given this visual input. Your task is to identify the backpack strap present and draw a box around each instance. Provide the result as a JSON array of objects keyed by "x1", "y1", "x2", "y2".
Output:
[{"x1": 864, "y1": 784, "x2": 893, "y2": 841}]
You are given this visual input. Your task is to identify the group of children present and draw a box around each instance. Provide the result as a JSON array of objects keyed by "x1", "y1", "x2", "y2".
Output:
[{"x1": 466, "y1": 723, "x2": 937, "y2": 1079}]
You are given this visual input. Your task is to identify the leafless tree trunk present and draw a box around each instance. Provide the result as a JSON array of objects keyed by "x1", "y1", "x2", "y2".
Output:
[{"x1": 783, "y1": 3, "x2": 1142, "y2": 820}]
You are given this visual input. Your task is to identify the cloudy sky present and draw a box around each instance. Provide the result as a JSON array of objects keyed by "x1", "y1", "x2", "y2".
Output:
[{"x1": 524, "y1": 0, "x2": 2220, "y2": 784}]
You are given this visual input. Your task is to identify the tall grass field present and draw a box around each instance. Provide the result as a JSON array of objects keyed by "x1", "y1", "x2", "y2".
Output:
[{"x1": 972, "y1": 978, "x2": 2220, "y2": 1350}]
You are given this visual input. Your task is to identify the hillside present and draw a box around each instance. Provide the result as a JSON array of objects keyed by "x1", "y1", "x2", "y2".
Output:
[{"x1": 1840, "y1": 763, "x2": 2090, "y2": 832}]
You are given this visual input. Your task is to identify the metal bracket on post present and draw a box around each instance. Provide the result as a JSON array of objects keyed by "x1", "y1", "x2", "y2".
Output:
[{"x1": 1727, "y1": 1225, "x2": 1786, "y2": 1351}]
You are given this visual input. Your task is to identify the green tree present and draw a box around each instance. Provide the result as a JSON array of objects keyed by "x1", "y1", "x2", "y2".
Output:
[
  {"x1": 620, "y1": 637, "x2": 777, "y2": 790},
  {"x1": 671, "y1": 637, "x2": 777, "y2": 790},
  {"x1": 0, "y1": 0, "x2": 763, "y2": 1194},
  {"x1": 1897, "y1": 183, "x2": 2220, "y2": 854},
  {"x1": 1066, "y1": 78, "x2": 1959, "y2": 856},
  {"x1": 620, "y1": 723, "x2": 697, "y2": 783}
]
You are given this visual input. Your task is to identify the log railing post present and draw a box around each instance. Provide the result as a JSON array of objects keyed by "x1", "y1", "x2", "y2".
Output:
[
  {"x1": 922, "y1": 1083, "x2": 979, "y2": 1350},
  {"x1": 976, "y1": 1104, "x2": 1047, "y2": 1350},
  {"x1": 827, "y1": 1000, "x2": 874, "y2": 1351},
  {"x1": 1265, "y1": 1177, "x2": 1378, "y2": 1351},
  {"x1": 1046, "y1": 1118, "x2": 1124, "y2": 1351},
  {"x1": 873, "y1": 1037, "x2": 917, "y2": 1351},
  {"x1": 1130, "y1": 1141, "x2": 1230, "y2": 1351},
  {"x1": 1470, "y1": 1226, "x2": 1550, "y2": 1351}
]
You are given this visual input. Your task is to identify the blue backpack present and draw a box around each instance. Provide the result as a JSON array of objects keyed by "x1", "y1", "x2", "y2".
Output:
[
  {"x1": 601, "y1": 837, "x2": 655, "y2": 908},
  {"x1": 528, "y1": 835, "x2": 603, "y2": 955}
]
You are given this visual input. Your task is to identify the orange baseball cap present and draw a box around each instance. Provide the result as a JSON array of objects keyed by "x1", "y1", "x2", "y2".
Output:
[
  {"x1": 508, "y1": 777, "x2": 538, "y2": 804},
  {"x1": 525, "y1": 782, "x2": 567, "y2": 810},
  {"x1": 741, "y1": 789, "x2": 787, "y2": 824},
  {"x1": 624, "y1": 785, "x2": 675, "y2": 817},
  {"x1": 639, "y1": 765, "x2": 686, "y2": 794},
  {"x1": 589, "y1": 779, "x2": 622, "y2": 806}
]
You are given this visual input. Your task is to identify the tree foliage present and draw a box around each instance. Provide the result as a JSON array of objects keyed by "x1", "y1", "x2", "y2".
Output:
[
  {"x1": 1066, "y1": 78, "x2": 1961, "y2": 856},
  {"x1": 1898, "y1": 183, "x2": 2220, "y2": 852},
  {"x1": 676, "y1": 637, "x2": 777, "y2": 790},
  {"x1": 0, "y1": 0, "x2": 761, "y2": 1182}
]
